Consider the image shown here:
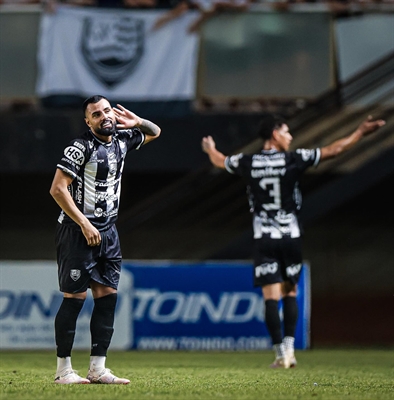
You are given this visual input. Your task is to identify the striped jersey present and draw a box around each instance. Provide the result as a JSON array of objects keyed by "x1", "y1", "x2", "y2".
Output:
[
  {"x1": 225, "y1": 148, "x2": 321, "y2": 239},
  {"x1": 56, "y1": 128, "x2": 145, "y2": 231}
]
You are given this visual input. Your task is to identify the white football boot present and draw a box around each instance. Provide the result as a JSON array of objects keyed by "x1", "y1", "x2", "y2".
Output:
[
  {"x1": 87, "y1": 368, "x2": 130, "y2": 384},
  {"x1": 54, "y1": 369, "x2": 90, "y2": 384}
]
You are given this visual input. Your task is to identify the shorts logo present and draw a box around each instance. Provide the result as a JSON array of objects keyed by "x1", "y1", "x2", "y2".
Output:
[
  {"x1": 286, "y1": 264, "x2": 302, "y2": 277},
  {"x1": 70, "y1": 269, "x2": 81, "y2": 281},
  {"x1": 255, "y1": 262, "x2": 278, "y2": 277},
  {"x1": 81, "y1": 16, "x2": 144, "y2": 87}
]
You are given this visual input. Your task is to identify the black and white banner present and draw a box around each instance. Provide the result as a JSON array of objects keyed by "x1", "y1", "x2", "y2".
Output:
[{"x1": 36, "y1": 6, "x2": 199, "y2": 100}]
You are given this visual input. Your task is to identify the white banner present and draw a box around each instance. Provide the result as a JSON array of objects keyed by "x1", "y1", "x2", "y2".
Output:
[
  {"x1": 36, "y1": 6, "x2": 199, "y2": 100},
  {"x1": 0, "y1": 261, "x2": 132, "y2": 350}
]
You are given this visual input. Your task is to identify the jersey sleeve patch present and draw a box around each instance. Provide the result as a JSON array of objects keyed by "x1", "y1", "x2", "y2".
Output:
[
  {"x1": 294, "y1": 148, "x2": 321, "y2": 169},
  {"x1": 296, "y1": 149, "x2": 315, "y2": 162},
  {"x1": 225, "y1": 153, "x2": 244, "y2": 173},
  {"x1": 63, "y1": 145, "x2": 85, "y2": 165}
]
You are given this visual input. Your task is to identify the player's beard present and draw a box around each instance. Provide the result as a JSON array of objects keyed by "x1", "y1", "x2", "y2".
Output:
[{"x1": 95, "y1": 120, "x2": 116, "y2": 137}]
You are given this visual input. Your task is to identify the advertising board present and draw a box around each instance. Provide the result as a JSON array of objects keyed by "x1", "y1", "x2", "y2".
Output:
[{"x1": 0, "y1": 261, "x2": 310, "y2": 350}]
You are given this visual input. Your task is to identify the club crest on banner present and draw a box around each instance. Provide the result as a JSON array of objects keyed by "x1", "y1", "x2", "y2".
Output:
[{"x1": 81, "y1": 16, "x2": 144, "y2": 87}]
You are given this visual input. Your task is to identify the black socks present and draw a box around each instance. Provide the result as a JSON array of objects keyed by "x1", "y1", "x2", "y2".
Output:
[
  {"x1": 264, "y1": 299, "x2": 282, "y2": 345},
  {"x1": 90, "y1": 293, "x2": 117, "y2": 356},
  {"x1": 55, "y1": 297, "x2": 85, "y2": 358},
  {"x1": 265, "y1": 296, "x2": 298, "y2": 345},
  {"x1": 283, "y1": 296, "x2": 298, "y2": 337}
]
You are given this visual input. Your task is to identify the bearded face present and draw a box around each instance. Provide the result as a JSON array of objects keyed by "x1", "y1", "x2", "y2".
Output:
[
  {"x1": 85, "y1": 98, "x2": 117, "y2": 140},
  {"x1": 95, "y1": 119, "x2": 116, "y2": 137}
]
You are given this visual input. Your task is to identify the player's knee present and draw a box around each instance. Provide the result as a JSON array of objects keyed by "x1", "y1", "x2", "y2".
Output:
[{"x1": 282, "y1": 281, "x2": 296, "y2": 296}]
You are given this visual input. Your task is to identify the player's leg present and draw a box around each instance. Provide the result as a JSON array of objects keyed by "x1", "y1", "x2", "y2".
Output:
[
  {"x1": 54, "y1": 224, "x2": 92, "y2": 384},
  {"x1": 87, "y1": 282, "x2": 129, "y2": 384},
  {"x1": 282, "y1": 282, "x2": 298, "y2": 368},
  {"x1": 86, "y1": 225, "x2": 130, "y2": 385},
  {"x1": 262, "y1": 283, "x2": 290, "y2": 368},
  {"x1": 280, "y1": 237, "x2": 303, "y2": 368},
  {"x1": 54, "y1": 292, "x2": 90, "y2": 384},
  {"x1": 254, "y1": 238, "x2": 289, "y2": 368}
]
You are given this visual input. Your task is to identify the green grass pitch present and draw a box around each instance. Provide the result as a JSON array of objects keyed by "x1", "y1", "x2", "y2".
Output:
[{"x1": 1, "y1": 349, "x2": 393, "y2": 399}]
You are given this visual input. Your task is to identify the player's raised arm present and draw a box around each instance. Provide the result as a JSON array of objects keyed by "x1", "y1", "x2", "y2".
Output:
[
  {"x1": 320, "y1": 115, "x2": 385, "y2": 161},
  {"x1": 113, "y1": 104, "x2": 161, "y2": 144},
  {"x1": 201, "y1": 136, "x2": 226, "y2": 169}
]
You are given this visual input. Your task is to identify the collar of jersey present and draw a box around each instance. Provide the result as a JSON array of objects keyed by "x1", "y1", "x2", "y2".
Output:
[
  {"x1": 89, "y1": 130, "x2": 114, "y2": 146},
  {"x1": 261, "y1": 148, "x2": 278, "y2": 154}
]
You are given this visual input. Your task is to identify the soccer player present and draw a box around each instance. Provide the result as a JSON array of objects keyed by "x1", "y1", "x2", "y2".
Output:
[
  {"x1": 201, "y1": 114, "x2": 385, "y2": 368},
  {"x1": 50, "y1": 95, "x2": 161, "y2": 384}
]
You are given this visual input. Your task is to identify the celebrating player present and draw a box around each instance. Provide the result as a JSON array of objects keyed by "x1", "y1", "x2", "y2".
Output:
[
  {"x1": 201, "y1": 114, "x2": 385, "y2": 368},
  {"x1": 50, "y1": 95, "x2": 161, "y2": 384}
]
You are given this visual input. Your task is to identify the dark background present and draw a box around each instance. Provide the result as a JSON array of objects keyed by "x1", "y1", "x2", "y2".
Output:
[{"x1": 1, "y1": 108, "x2": 393, "y2": 347}]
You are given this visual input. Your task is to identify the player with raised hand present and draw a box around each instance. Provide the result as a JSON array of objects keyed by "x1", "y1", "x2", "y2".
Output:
[
  {"x1": 202, "y1": 115, "x2": 385, "y2": 368},
  {"x1": 50, "y1": 95, "x2": 160, "y2": 384}
]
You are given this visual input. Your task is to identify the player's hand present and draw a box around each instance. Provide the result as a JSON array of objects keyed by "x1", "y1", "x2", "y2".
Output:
[
  {"x1": 81, "y1": 223, "x2": 102, "y2": 247},
  {"x1": 113, "y1": 104, "x2": 142, "y2": 129},
  {"x1": 201, "y1": 136, "x2": 216, "y2": 153},
  {"x1": 358, "y1": 115, "x2": 386, "y2": 137}
]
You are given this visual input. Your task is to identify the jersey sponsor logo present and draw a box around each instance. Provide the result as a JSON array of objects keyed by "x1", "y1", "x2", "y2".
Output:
[
  {"x1": 95, "y1": 178, "x2": 120, "y2": 187},
  {"x1": 73, "y1": 141, "x2": 86, "y2": 152},
  {"x1": 255, "y1": 262, "x2": 278, "y2": 277},
  {"x1": 296, "y1": 149, "x2": 315, "y2": 162},
  {"x1": 76, "y1": 180, "x2": 83, "y2": 204},
  {"x1": 70, "y1": 269, "x2": 81, "y2": 281},
  {"x1": 251, "y1": 167, "x2": 286, "y2": 178},
  {"x1": 252, "y1": 159, "x2": 285, "y2": 168},
  {"x1": 64, "y1": 146, "x2": 85, "y2": 165},
  {"x1": 94, "y1": 208, "x2": 104, "y2": 217},
  {"x1": 60, "y1": 157, "x2": 81, "y2": 171},
  {"x1": 94, "y1": 208, "x2": 118, "y2": 218},
  {"x1": 95, "y1": 192, "x2": 118, "y2": 202},
  {"x1": 286, "y1": 263, "x2": 302, "y2": 277},
  {"x1": 81, "y1": 16, "x2": 144, "y2": 87}
]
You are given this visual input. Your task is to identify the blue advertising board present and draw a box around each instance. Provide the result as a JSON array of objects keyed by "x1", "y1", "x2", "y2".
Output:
[{"x1": 124, "y1": 261, "x2": 310, "y2": 351}]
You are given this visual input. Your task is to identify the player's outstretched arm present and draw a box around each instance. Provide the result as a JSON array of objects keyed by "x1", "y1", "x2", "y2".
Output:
[
  {"x1": 320, "y1": 115, "x2": 386, "y2": 161},
  {"x1": 113, "y1": 104, "x2": 161, "y2": 144},
  {"x1": 201, "y1": 136, "x2": 226, "y2": 169}
]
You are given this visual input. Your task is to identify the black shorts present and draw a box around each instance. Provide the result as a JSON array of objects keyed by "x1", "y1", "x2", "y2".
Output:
[
  {"x1": 253, "y1": 236, "x2": 303, "y2": 287},
  {"x1": 56, "y1": 223, "x2": 122, "y2": 293}
]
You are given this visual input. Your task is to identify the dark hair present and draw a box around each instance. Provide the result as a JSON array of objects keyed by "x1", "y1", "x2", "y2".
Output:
[
  {"x1": 257, "y1": 114, "x2": 286, "y2": 141},
  {"x1": 82, "y1": 95, "x2": 110, "y2": 116}
]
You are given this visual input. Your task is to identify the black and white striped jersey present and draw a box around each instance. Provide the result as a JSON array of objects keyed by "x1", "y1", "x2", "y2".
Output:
[
  {"x1": 225, "y1": 148, "x2": 321, "y2": 239},
  {"x1": 56, "y1": 128, "x2": 145, "y2": 231}
]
